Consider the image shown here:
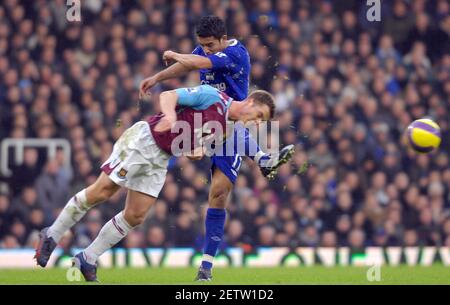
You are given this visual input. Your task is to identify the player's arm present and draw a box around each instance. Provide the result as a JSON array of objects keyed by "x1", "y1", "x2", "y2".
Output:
[
  {"x1": 188, "y1": 145, "x2": 206, "y2": 161},
  {"x1": 139, "y1": 52, "x2": 210, "y2": 99},
  {"x1": 139, "y1": 63, "x2": 190, "y2": 99},
  {"x1": 164, "y1": 51, "x2": 213, "y2": 70},
  {"x1": 154, "y1": 86, "x2": 208, "y2": 132},
  {"x1": 155, "y1": 63, "x2": 191, "y2": 81},
  {"x1": 153, "y1": 90, "x2": 178, "y2": 132}
]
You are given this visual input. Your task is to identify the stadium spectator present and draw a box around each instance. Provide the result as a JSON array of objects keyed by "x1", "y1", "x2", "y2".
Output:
[{"x1": 35, "y1": 158, "x2": 71, "y2": 217}]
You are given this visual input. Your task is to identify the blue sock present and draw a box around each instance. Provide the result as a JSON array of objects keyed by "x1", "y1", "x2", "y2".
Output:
[{"x1": 201, "y1": 208, "x2": 226, "y2": 270}]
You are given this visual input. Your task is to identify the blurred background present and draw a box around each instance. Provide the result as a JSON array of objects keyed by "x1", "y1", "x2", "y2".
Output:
[{"x1": 0, "y1": 0, "x2": 449, "y2": 257}]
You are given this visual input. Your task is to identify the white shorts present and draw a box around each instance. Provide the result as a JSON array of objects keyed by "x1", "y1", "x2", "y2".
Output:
[{"x1": 101, "y1": 121, "x2": 170, "y2": 197}]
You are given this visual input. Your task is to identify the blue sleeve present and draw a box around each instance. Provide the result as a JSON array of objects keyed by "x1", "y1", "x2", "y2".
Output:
[
  {"x1": 207, "y1": 51, "x2": 233, "y2": 70},
  {"x1": 192, "y1": 46, "x2": 203, "y2": 55},
  {"x1": 175, "y1": 85, "x2": 219, "y2": 109}
]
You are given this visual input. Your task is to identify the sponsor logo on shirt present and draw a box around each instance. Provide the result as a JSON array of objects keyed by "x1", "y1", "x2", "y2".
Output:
[{"x1": 201, "y1": 80, "x2": 226, "y2": 92}]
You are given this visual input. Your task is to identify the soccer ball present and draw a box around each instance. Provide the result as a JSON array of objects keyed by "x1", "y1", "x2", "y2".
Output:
[{"x1": 406, "y1": 118, "x2": 441, "y2": 153}]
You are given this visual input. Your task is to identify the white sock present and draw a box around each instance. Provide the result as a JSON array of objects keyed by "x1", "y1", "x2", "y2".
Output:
[
  {"x1": 255, "y1": 151, "x2": 277, "y2": 168},
  {"x1": 83, "y1": 211, "x2": 133, "y2": 265},
  {"x1": 47, "y1": 189, "x2": 91, "y2": 242}
]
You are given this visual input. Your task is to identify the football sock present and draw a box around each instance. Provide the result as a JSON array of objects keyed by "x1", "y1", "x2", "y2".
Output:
[
  {"x1": 47, "y1": 189, "x2": 91, "y2": 242},
  {"x1": 83, "y1": 211, "x2": 133, "y2": 265},
  {"x1": 201, "y1": 208, "x2": 226, "y2": 270}
]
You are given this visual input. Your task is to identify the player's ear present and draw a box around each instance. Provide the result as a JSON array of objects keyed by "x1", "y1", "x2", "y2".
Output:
[{"x1": 220, "y1": 35, "x2": 227, "y2": 43}]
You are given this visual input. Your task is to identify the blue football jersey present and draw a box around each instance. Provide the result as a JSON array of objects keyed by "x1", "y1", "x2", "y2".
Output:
[{"x1": 192, "y1": 39, "x2": 250, "y2": 101}]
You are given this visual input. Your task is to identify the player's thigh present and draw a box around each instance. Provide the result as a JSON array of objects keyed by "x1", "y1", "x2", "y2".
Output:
[
  {"x1": 85, "y1": 172, "x2": 120, "y2": 205},
  {"x1": 209, "y1": 168, "x2": 233, "y2": 209},
  {"x1": 123, "y1": 189, "x2": 157, "y2": 226}
]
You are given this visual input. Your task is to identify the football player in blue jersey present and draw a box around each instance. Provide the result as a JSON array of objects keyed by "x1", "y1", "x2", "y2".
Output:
[{"x1": 139, "y1": 16, "x2": 294, "y2": 281}]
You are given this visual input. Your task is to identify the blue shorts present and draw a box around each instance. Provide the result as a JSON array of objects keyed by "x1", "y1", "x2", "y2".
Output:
[
  {"x1": 211, "y1": 129, "x2": 242, "y2": 184},
  {"x1": 211, "y1": 154, "x2": 242, "y2": 184}
]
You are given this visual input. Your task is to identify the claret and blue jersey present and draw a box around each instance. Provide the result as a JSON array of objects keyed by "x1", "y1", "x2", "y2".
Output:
[{"x1": 148, "y1": 85, "x2": 232, "y2": 156}]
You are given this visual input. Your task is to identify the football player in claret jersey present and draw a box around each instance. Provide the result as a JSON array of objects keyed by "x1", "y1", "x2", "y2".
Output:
[
  {"x1": 34, "y1": 84, "x2": 275, "y2": 282},
  {"x1": 140, "y1": 16, "x2": 294, "y2": 281}
]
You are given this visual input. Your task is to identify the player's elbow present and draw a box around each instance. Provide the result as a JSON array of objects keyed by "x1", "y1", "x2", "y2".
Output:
[{"x1": 187, "y1": 58, "x2": 211, "y2": 70}]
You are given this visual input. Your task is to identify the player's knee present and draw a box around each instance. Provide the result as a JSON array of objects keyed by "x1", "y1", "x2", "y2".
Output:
[
  {"x1": 90, "y1": 183, "x2": 116, "y2": 204},
  {"x1": 209, "y1": 187, "x2": 230, "y2": 208},
  {"x1": 123, "y1": 209, "x2": 147, "y2": 227}
]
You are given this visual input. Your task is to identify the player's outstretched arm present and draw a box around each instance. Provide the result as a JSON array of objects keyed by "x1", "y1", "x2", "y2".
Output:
[
  {"x1": 163, "y1": 50, "x2": 212, "y2": 70},
  {"x1": 139, "y1": 63, "x2": 189, "y2": 99},
  {"x1": 140, "y1": 50, "x2": 215, "y2": 99}
]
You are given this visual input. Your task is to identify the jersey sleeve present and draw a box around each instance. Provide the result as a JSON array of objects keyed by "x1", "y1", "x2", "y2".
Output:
[
  {"x1": 192, "y1": 46, "x2": 203, "y2": 55},
  {"x1": 207, "y1": 51, "x2": 233, "y2": 70},
  {"x1": 175, "y1": 85, "x2": 219, "y2": 109}
]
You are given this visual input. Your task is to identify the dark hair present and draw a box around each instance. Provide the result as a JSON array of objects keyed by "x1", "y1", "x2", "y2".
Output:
[
  {"x1": 249, "y1": 90, "x2": 276, "y2": 119},
  {"x1": 195, "y1": 16, "x2": 226, "y2": 39}
]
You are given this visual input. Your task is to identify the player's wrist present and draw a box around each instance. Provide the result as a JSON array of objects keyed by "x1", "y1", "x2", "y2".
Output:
[
  {"x1": 153, "y1": 73, "x2": 163, "y2": 82},
  {"x1": 170, "y1": 52, "x2": 180, "y2": 61},
  {"x1": 163, "y1": 112, "x2": 177, "y2": 122}
]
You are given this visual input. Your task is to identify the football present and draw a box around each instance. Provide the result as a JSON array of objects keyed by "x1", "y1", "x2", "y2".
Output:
[{"x1": 407, "y1": 118, "x2": 441, "y2": 153}]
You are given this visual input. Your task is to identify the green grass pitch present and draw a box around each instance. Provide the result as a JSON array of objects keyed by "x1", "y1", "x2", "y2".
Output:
[{"x1": 0, "y1": 266, "x2": 449, "y2": 284}]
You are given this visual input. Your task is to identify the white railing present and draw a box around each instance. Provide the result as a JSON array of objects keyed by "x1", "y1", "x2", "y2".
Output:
[{"x1": 0, "y1": 138, "x2": 71, "y2": 177}]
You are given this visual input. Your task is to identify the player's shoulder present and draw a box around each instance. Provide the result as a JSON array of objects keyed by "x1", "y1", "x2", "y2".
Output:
[
  {"x1": 185, "y1": 84, "x2": 220, "y2": 96},
  {"x1": 224, "y1": 39, "x2": 247, "y2": 54},
  {"x1": 199, "y1": 84, "x2": 221, "y2": 95}
]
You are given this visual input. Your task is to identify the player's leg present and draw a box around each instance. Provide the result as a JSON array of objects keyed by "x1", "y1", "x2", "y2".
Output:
[
  {"x1": 197, "y1": 158, "x2": 236, "y2": 281},
  {"x1": 48, "y1": 172, "x2": 120, "y2": 241},
  {"x1": 235, "y1": 123, "x2": 295, "y2": 179},
  {"x1": 35, "y1": 172, "x2": 120, "y2": 267},
  {"x1": 86, "y1": 189, "x2": 157, "y2": 264},
  {"x1": 74, "y1": 189, "x2": 157, "y2": 281},
  {"x1": 36, "y1": 121, "x2": 161, "y2": 268},
  {"x1": 73, "y1": 121, "x2": 170, "y2": 281}
]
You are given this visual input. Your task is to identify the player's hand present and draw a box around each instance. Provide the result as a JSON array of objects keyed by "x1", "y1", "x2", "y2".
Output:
[
  {"x1": 186, "y1": 155, "x2": 203, "y2": 161},
  {"x1": 154, "y1": 114, "x2": 177, "y2": 132},
  {"x1": 139, "y1": 76, "x2": 158, "y2": 99},
  {"x1": 162, "y1": 50, "x2": 177, "y2": 66},
  {"x1": 187, "y1": 146, "x2": 206, "y2": 161}
]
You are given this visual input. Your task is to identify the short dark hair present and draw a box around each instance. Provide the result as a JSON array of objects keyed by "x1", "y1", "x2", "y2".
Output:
[
  {"x1": 195, "y1": 16, "x2": 226, "y2": 39},
  {"x1": 248, "y1": 90, "x2": 276, "y2": 119}
]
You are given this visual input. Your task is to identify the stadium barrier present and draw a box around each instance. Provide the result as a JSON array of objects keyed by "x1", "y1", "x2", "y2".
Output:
[
  {"x1": 0, "y1": 138, "x2": 71, "y2": 177},
  {"x1": 1, "y1": 247, "x2": 449, "y2": 268}
]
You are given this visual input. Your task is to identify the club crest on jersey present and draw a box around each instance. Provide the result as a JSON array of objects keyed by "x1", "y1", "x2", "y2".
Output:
[
  {"x1": 186, "y1": 87, "x2": 199, "y2": 93},
  {"x1": 206, "y1": 73, "x2": 214, "y2": 80},
  {"x1": 117, "y1": 168, "x2": 127, "y2": 179}
]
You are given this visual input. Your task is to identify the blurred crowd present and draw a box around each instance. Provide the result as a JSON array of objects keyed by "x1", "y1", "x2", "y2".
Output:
[{"x1": 0, "y1": 0, "x2": 450, "y2": 252}]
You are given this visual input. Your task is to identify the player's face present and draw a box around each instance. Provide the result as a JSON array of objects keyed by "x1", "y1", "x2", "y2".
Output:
[
  {"x1": 197, "y1": 36, "x2": 226, "y2": 55},
  {"x1": 241, "y1": 102, "x2": 271, "y2": 125}
]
